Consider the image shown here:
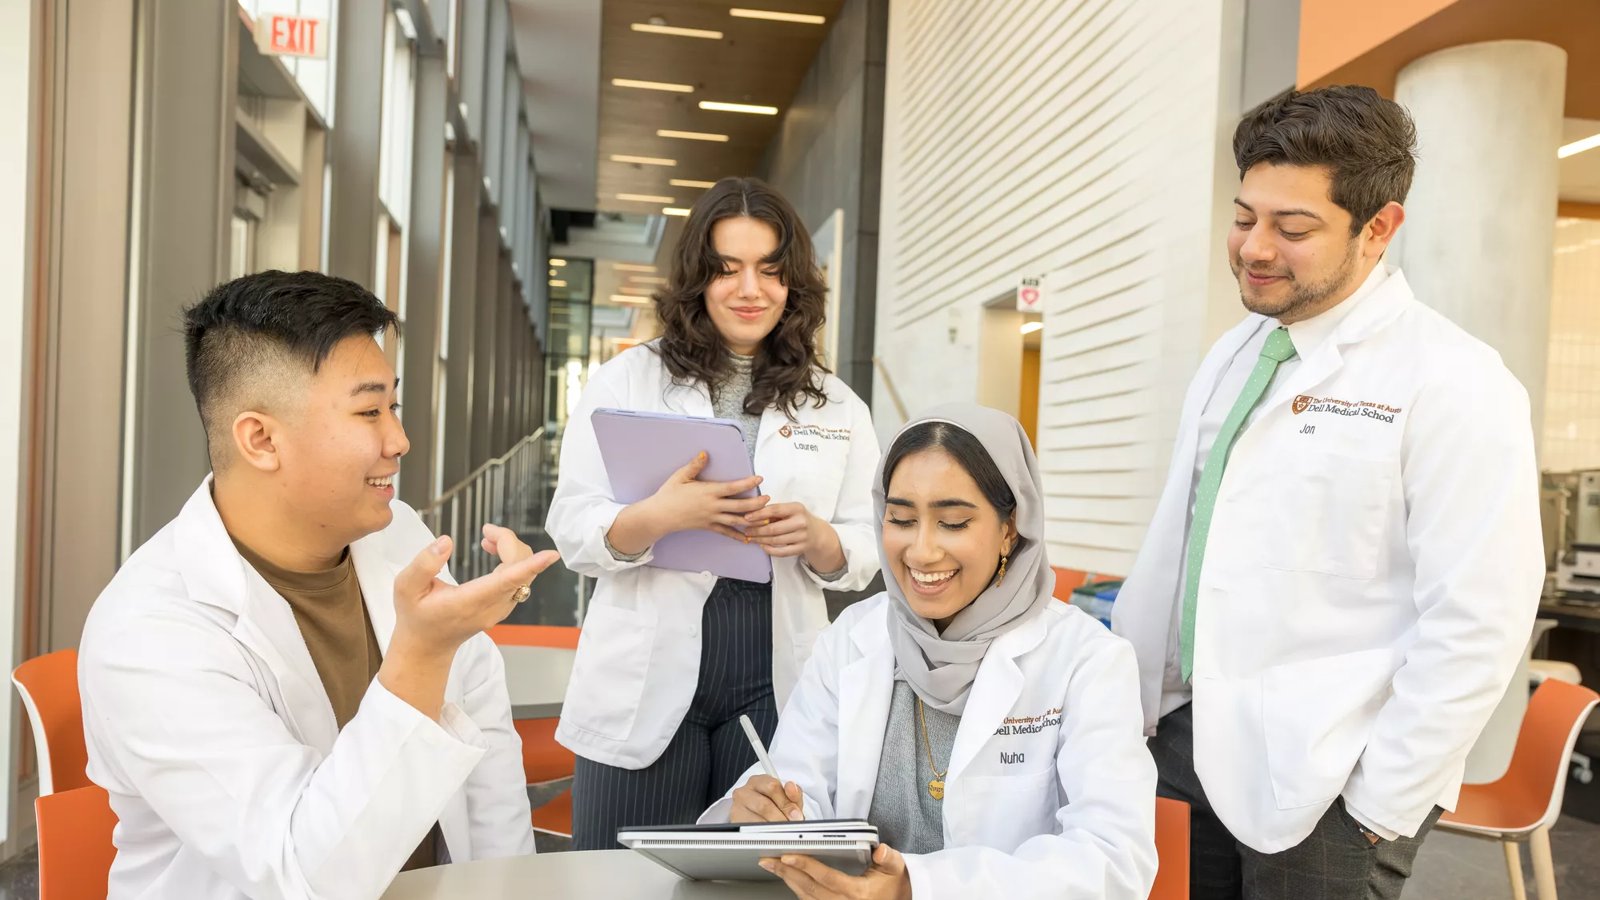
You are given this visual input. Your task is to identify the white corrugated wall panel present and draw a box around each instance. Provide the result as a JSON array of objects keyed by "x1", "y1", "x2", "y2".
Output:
[{"x1": 874, "y1": 0, "x2": 1245, "y2": 576}]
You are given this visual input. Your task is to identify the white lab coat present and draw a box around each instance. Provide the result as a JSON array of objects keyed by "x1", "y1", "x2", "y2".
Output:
[
  {"x1": 548, "y1": 343, "x2": 881, "y2": 769},
  {"x1": 702, "y1": 596, "x2": 1159, "y2": 900},
  {"x1": 79, "y1": 479, "x2": 534, "y2": 900},
  {"x1": 1112, "y1": 268, "x2": 1545, "y2": 852}
]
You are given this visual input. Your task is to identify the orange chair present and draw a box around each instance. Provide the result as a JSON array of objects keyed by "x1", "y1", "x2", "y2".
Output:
[
  {"x1": 1151, "y1": 796, "x2": 1190, "y2": 900},
  {"x1": 1436, "y1": 678, "x2": 1599, "y2": 900},
  {"x1": 1051, "y1": 567, "x2": 1093, "y2": 601},
  {"x1": 488, "y1": 625, "x2": 580, "y2": 786},
  {"x1": 530, "y1": 787, "x2": 573, "y2": 838},
  {"x1": 12, "y1": 649, "x2": 91, "y2": 796},
  {"x1": 36, "y1": 784, "x2": 118, "y2": 900}
]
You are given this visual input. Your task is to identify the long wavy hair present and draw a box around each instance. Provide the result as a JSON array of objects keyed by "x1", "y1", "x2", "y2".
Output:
[{"x1": 652, "y1": 176, "x2": 830, "y2": 417}]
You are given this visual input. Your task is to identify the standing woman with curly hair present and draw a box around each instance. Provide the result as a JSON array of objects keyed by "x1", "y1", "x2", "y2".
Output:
[{"x1": 546, "y1": 177, "x2": 881, "y2": 849}]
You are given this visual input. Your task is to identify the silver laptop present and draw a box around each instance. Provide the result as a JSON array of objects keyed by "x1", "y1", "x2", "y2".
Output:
[{"x1": 617, "y1": 820, "x2": 880, "y2": 882}]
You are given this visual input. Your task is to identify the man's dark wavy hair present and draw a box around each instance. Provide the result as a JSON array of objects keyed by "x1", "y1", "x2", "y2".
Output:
[{"x1": 1233, "y1": 85, "x2": 1418, "y2": 235}]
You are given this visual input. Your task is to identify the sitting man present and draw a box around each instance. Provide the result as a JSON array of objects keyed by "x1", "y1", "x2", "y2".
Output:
[{"x1": 79, "y1": 270, "x2": 558, "y2": 898}]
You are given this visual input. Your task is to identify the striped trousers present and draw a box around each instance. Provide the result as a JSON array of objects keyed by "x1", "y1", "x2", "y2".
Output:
[{"x1": 570, "y1": 577, "x2": 780, "y2": 850}]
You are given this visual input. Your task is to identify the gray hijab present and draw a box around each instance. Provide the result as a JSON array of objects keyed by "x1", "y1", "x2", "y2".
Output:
[{"x1": 873, "y1": 403, "x2": 1056, "y2": 715}]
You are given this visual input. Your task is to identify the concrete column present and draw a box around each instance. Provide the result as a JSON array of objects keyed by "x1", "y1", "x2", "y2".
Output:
[
  {"x1": 399, "y1": 52, "x2": 446, "y2": 510},
  {"x1": 442, "y1": 151, "x2": 481, "y2": 489},
  {"x1": 127, "y1": 0, "x2": 237, "y2": 545},
  {"x1": 1394, "y1": 41, "x2": 1566, "y2": 444},
  {"x1": 326, "y1": 0, "x2": 385, "y2": 285},
  {"x1": 470, "y1": 212, "x2": 499, "y2": 467}
]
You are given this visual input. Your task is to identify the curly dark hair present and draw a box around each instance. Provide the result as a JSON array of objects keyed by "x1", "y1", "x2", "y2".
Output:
[{"x1": 652, "y1": 176, "x2": 830, "y2": 417}]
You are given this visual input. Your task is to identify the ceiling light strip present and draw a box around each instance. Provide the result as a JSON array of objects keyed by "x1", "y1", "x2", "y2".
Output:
[
  {"x1": 612, "y1": 78, "x2": 694, "y2": 93},
  {"x1": 631, "y1": 22, "x2": 723, "y2": 39},
  {"x1": 610, "y1": 154, "x2": 677, "y2": 166},
  {"x1": 670, "y1": 178, "x2": 718, "y2": 189},
  {"x1": 698, "y1": 100, "x2": 778, "y2": 115},
  {"x1": 657, "y1": 129, "x2": 729, "y2": 142},
  {"x1": 663, "y1": 207, "x2": 691, "y2": 217},
  {"x1": 616, "y1": 193, "x2": 676, "y2": 203},
  {"x1": 1558, "y1": 132, "x2": 1600, "y2": 159},
  {"x1": 729, "y1": 8, "x2": 826, "y2": 24}
]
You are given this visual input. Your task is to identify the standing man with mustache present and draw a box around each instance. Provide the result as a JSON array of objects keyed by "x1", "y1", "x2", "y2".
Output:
[{"x1": 1112, "y1": 86, "x2": 1544, "y2": 899}]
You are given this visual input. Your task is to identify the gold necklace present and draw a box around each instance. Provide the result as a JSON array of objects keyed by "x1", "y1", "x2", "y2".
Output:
[{"x1": 916, "y1": 696, "x2": 948, "y2": 801}]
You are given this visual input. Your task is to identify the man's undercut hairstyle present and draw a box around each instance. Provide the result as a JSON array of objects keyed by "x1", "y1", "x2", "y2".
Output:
[
  {"x1": 1233, "y1": 85, "x2": 1418, "y2": 235},
  {"x1": 184, "y1": 270, "x2": 399, "y2": 468}
]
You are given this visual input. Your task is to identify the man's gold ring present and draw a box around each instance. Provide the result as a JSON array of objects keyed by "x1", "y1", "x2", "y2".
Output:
[{"x1": 511, "y1": 584, "x2": 532, "y2": 604}]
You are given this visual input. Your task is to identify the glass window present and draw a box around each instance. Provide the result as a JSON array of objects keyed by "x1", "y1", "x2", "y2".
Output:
[{"x1": 378, "y1": 11, "x2": 416, "y2": 227}]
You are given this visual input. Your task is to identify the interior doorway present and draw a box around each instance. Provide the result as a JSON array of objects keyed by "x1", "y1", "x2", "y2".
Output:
[{"x1": 978, "y1": 295, "x2": 1044, "y2": 448}]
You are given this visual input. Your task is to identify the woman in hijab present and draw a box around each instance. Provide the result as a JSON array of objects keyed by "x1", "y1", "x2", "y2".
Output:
[{"x1": 700, "y1": 404, "x2": 1157, "y2": 900}]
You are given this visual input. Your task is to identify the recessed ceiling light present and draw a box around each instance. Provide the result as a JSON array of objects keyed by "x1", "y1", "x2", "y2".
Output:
[
  {"x1": 612, "y1": 78, "x2": 695, "y2": 93},
  {"x1": 614, "y1": 263, "x2": 656, "y2": 272},
  {"x1": 670, "y1": 178, "x2": 718, "y2": 189},
  {"x1": 394, "y1": 8, "x2": 418, "y2": 40},
  {"x1": 610, "y1": 154, "x2": 677, "y2": 166},
  {"x1": 663, "y1": 207, "x2": 692, "y2": 216},
  {"x1": 1559, "y1": 132, "x2": 1600, "y2": 159},
  {"x1": 548, "y1": 268, "x2": 557, "y2": 276},
  {"x1": 549, "y1": 279, "x2": 568, "y2": 288},
  {"x1": 610, "y1": 294, "x2": 652, "y2": 305},
  {"x1": 729, "y1": 8, "x2": 826, "y2": 24},
  {"x1": 617, "y1": 192, "x2": 676, "y2": 203},
  {"x1": 698, "y1": 100, "x2": 778, "y2": 115},
  {"x1": 629, "y1": 276, "x2": 669, "y2": 285},
  {"x1": 549, "y1": 258, "x2": 567, "y2": 266},
  {"x1": 1020, "y1": 321, "x2": 1044, "y2": 335},
  {"x1": 631, "y1": 22, "x2": 723, "y2": 39},
  {"x1": 657, "y1": 129, "x2": 729, "y2": 142},
  {"x1": 617, "y1": 285, "x2": 654, "y2": 295}
]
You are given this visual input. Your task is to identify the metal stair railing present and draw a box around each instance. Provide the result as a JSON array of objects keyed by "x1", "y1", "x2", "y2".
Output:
[{"x1": 418, "y1": 429, "x2": 547, "y2": 582}]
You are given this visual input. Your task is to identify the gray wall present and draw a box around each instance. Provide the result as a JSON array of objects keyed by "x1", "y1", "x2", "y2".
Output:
[
  {"x1": 1241, "y1": 0, "x2": 1300, "y2": 111},
  {"x1": 758, "y1": 0, "x2": 887, "y2": 397}
]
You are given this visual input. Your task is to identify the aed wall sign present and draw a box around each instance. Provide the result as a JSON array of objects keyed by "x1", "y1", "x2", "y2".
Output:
[
  {"x1": 1016, "y1": 275, "x2": 1044, "y2": 312},
  {"x1": 257, "y1": 15, "x2": 327, "y2": 59}
]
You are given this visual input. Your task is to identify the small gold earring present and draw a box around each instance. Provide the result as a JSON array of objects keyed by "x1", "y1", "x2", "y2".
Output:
[{"x1": 996, "y1": 554, "x2": 1009, "y2": 586}]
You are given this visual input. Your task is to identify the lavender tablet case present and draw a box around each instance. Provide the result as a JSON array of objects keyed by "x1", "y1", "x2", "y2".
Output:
[{"x1": 591, "y1": 408, "x2": 773, "y2": 583}]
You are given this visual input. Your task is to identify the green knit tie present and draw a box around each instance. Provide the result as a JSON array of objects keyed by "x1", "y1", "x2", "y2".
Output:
[{"x1": 1180, "y1": 327, "x2": 1297, "y2": 681}]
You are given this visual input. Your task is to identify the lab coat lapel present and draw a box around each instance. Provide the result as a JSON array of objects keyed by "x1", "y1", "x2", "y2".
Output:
[
  {"x1": 169, "y1": 480, "x2": 341, "y2": 755},
  {"x1": 946, "y1": 612, "x2": 1047, "y2": 784},
  {"x1": 836, "y1": 607, "x2": 894, "y2": 817},
  {"x1": 349, "y1": 532, "x2": 399, "y2": 653}
]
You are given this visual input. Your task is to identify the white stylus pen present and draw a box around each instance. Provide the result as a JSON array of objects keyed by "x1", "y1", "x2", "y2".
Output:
[{"x1": 739, "y1": 714, "x2": 781, "y2": 781}]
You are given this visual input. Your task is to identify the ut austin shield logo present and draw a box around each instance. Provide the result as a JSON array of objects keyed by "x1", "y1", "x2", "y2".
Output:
[
  {"x1": 779, "y1": 424, "x2": 793, "y2": 438},
  {"x1": 1292, "y1": 395, "x2": 1312, "y2": 415}
]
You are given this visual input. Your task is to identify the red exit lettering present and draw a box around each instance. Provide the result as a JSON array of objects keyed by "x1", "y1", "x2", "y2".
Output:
[{"x1": 264, "y1": 15, "x2": 324, "y2": 59}]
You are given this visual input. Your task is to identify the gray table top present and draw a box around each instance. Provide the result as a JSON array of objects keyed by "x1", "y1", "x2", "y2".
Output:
[
  {"x1": 499, "y1": 645, "x2": 574, "y2": 720},
  {"x1": 382, "y1": 849, "x2": 792, "y2": 899}
]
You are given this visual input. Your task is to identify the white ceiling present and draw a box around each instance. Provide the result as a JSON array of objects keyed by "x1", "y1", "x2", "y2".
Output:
[{"x1": 509, "y1": 0, "x2": 601, "y2": 211}]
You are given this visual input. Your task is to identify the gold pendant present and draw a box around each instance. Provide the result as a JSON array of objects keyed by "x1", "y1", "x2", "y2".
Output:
[{"x1": 927, "y1": 779, "x2": 944, "y2": 801}]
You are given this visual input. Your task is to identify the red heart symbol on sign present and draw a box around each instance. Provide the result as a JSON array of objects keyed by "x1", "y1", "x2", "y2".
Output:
[{"x1": 1021, "y1": 288, "x2": 1039, "y2": 306}]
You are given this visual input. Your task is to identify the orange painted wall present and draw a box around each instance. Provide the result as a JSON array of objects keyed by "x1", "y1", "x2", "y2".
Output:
[{"x1": 1298, "y1": 0, "x2": 1460, "y2": 87}]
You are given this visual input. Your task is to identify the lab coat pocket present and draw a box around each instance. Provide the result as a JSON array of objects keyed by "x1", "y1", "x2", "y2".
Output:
[
  {"x1": 1257, "y1": 452, "x2": 1392, "y2": 580},
  {"x1": 564, "y1": 602, "x2": 658, "y2": 742},
  {"x1": 1261, "y1": 647, "x2": 1394, "y2": 809},
  {"x1": 948, "y1": 767, "x2": 1060, "y2": 852}
]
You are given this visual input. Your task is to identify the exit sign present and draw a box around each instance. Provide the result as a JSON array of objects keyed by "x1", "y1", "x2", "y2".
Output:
[{"x1": 257, "y1": 14, "x2": 327, "y2": 59}]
